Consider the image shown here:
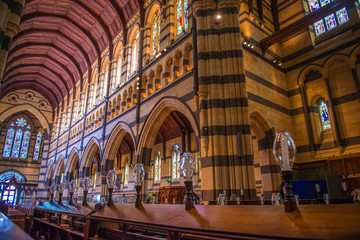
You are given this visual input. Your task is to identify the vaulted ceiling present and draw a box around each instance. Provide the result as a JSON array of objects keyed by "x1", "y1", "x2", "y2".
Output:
[{"x1": 2, "y1": 0, "x2": 140, "y2": 109}]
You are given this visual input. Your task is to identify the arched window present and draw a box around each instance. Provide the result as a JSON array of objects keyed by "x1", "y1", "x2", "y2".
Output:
[
  {"x1": 176, "y1": 0, "x2": 189, "y2": 36},
  {"x1": 11, "y1": 129, "x2": 23, "y2": 158},
  {"x1": 154, "y1": 151, "x2": 161, "y2": 183},
  {"x1": 0, "y1": 170, "x2": 26, "y2": 205},
  {"x1": 308, "y1": 1, "x2": 349, "y2": 36},
  {"x1": 2, "y1": 118, "x2": 33, "y2": 159},
  {"x1": 3, "y1": 128, "x2": 15, "y2": 158},
  {"x1": 20, "y1": 130, "x2": 31, "y2": 159},
  {"x1": 131, "y1": 32, "x2": 139, "y2": 74},
  {"x1": 116, "y1": 53, "x2": 122, "y2": 87},
  {"x1": 124, "y1": 164, "x2": 129, "y2": 186},
  {"x1": 171, "y1": 145, "x2": 181, "y2": 180},
  {"x1": 319, "y1": 100, "x2": 331, "y2": 130},
  {"x1": 33, "y1": 132, "x2": 42, "y2": 160},
  {"x1": 152, "y1": 11, "x2": 161, "y2": 56}
]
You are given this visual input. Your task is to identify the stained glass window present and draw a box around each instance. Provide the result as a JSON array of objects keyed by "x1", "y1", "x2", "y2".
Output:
[
  {"x1": 336, "y1": 8, "x2": 349, "y2": 25},
  {"x1": 154, "y1": 151, "x2": 161, "y2": 182},
  {"x1": 3, "y1": 128, "x2": 15, "y2": 157},
  {"x1": 319, "y1": 0, "x2": 331, "y2": 7},
  {"x1": 319, "y1": 100, "x2": 331, "y2": 130},
  {"x1": 26, "y1": 125, "x2": 31, "y2": 129},
  {"x1": 308, "y1": 0, "x2": 349, "y2": 36},
  {"x1": 152, "y1": 13, "x2": 161, "y2": 56},
  {"x1": 184, "y1": 0, "x2": 189, "y2": 30},
  {"x1": 325, "y1": 13, "x2": 337, "y2": 30},
  {"x1": 131, "y1": 32, "x2": 139, "y2": 74},
  {"x1": 33, "y1": 132, "x2": 42, "y2": 160},
  {"x1": 10, "y1": 122, "x2": 15, "y2": 127},
  {"x1": 314, "y1": 20, "x2": 326, "y2": 35},
  {"x1": 124, "y1": 164, "x2": 129, "y2": 185},
  {"x1": 11, "y1": 129, "x2": 23, "y2": 158},
  {"x1": 171, "y1": 145, "x2": 181, "y2": 180},
  {"x1": 20, "y1": 130, "x2": 31, "y2": 159},
  {"x1": 177, "y1": 0, "x2": 183, "y2": 35},
  {"x1": 16, "y1": 118, "x2": 27, "y2": 127},
  {"x1": 176, "y1": 0, "x2": 189, "y2": 36},
  {"x1": 308, "y1": 0, "x2": 320, "y2": 13},
  {"x1": 116, "y1": 54, "x2": 122, "y2": 87}
]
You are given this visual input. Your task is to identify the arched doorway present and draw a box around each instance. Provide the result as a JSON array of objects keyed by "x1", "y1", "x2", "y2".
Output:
[
  {"x1": 137, "y1": 98, "x2": 200, "y2": 202},
  {"x1": 250, "y1": 112, "x2": 281, "y2": 199},
  {"x1": 102, "y1": 122, "x2": 136, "y2": 202}
]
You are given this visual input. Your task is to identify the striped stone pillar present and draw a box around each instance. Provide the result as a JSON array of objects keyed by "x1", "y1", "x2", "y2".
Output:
[
  {"x1": 0, "y1": 0, "x2": 24, "y2": 78},
  {"x1": 100, "y1": 172, "x2": 108, "y2": 199},
  {"x1": 164, "y1": 0, "x2": 176, "y2": 47},
  {"x1": 37, "y1": 138, "x2": 51, "y2": 200},
  {"x1": 194, "y1": 0, "x2": 256, "y2": 201},
  {"x1": 77, "y1": 178, "x2": 84, "y2": 203},
  {"x1": 143, "y1": 24, "x2": 151, "y2": 64}
]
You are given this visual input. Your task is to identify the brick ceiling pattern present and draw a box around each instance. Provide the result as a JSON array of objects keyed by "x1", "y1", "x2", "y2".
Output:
[{"x1": 2, "y1": 0, "x2": 139, "y2": 108}]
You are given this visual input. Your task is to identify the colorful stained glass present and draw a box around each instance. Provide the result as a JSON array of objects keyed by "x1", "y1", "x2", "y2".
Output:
[
  {"x1": 319, "y1": 0, "x2": 332, "y2": 7},
  {"x1": 177, "y1": 0, "x2": 183, "y2": 35},
  {"x1": 314, "y1": 19, "x2": 326, "y2": 35},
  {"x1": 3, "y1": 128, "x2": 15, "y2": 157},
  {"x1": 33, "y1": 132, "x2": 42, "y2": 160},
  {"x1": 319, "y1": 100, "x2": 331, "y2": 130},
  {"x1": 176, "y1": 151, "x2": 180, "y2": 179},
  {"x1": 154, "y1": 152, "x2": 161, "y2": 182},
  {"x1": 336, "y1": 8, "x2": 349, "y2": 25},
  {"x1": 26, "y1": 125, "x2": 31, "y2": 129},
  {"x1": 16, "y1": 118, "x2": 27, "y2": 127},
  {"x1": 308, "y1": 0, "x2": 320, "y2": 12},
  {"x1": 325, "y1": 13, "x2": 337, "y2": 30},
  {"x1": 157, "y1": 19, "x2": 161, "y2": 51},
  {"x1": 124, "y1": 165, "x2": 129, "y2": 185},
  {"x1": 152, "y1": 15, "x2": 158, "y2": 56},
  {"x1": 10, "y1": 122, "x2": 15, "y2": 127},
  {"x1": 20, "y1": 130, "x2": 31, "y2": 159},
  {"x1": 184, "y1": 0, "x2": 189, "y2": 31},
  {"x1": 172, "y1": 151, "x2": 177, "y2": 180},
  {"x1": 11, "y1": 129, "x2": 23, "y2": 158}
]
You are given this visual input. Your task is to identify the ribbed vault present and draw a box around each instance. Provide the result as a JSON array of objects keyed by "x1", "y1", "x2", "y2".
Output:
[{"x1": 1, "y1": 0, "x2": 141, "y2": 109}]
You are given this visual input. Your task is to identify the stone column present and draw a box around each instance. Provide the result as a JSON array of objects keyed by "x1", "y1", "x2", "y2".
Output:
[{"x1": 193, "y1": 0, "x2": 256, "y2": 201}]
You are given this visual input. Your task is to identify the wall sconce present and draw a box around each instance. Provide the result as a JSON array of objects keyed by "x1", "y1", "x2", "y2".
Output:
[
  {"x1": 242, "y1": 38, "x2": 254, "y2": 49},
  {"x1": 272, "y1": 58, "x2": 282, "y2": 66}
]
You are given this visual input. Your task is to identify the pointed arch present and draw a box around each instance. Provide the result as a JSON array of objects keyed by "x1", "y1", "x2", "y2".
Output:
[
  {"x1": 0, "y1": 104, "x2": 50, "y2": 134},
  {"x1": 137, "y1": 97, "x2": 199, "y2": 163},
  {"x1": 64, "y1": 148, "x2": 80, "y2": 177},
  {"x1": 297, "y1": 64, "x2": 324, "y2": 86},
  {"x1": 102, "y1": 122, "x2": 136, "y2": 170},
  {"x1": 80, "y1": 137, "x2": 101, "y2": 172}
]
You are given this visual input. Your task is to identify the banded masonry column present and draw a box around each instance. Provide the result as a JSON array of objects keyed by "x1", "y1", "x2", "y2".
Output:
[
  {"x1": 77, "y1": 178, "x2": 84, "y2": 203},
  {"x1": 100, "y1": 172, "x2": 108, "y2": 199},
  {"x1": 0, "y1": 0, "x2": 25, "y2": 78},
  {"x1": 193, "y1": 0, "x2": 256, "y2": 201},
  {"x1": 37, "y1": 133, "x2": 51, "y2": 200}
]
